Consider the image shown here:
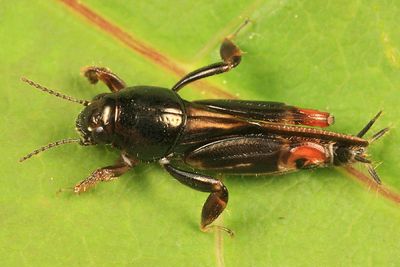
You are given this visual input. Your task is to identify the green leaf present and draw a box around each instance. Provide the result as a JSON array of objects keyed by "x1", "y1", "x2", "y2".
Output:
[{"x1": 2, "y1": 1, "x2": 400, "y2": 266}]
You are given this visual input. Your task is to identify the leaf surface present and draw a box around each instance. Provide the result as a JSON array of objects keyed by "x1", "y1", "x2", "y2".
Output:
[{"x1": 1, "y1": 1, "x2": 400, "y2": 266}]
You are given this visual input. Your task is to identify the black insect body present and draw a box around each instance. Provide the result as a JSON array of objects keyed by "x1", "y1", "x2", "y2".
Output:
[{"x1": 21, "y1": 27, "x2": 388, "y2": 235}]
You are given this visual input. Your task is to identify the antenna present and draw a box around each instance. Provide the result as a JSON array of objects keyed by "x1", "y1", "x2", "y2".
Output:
[
  {"x1": 21, "y1": 77, "x2": 90, "y2": 106},
  {"x1": 19, "y1": 138, "x2": 81, "y2": 162}
]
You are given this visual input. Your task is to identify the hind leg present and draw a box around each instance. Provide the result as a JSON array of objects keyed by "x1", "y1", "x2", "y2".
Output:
[{"x1": 161, "y1": 161, "x2": 233, "y2": 236}]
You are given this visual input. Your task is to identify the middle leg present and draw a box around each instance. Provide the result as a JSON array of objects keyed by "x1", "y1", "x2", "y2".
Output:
[{"x1": 171, "y1": 20, "x2": 250, "y2": 92}]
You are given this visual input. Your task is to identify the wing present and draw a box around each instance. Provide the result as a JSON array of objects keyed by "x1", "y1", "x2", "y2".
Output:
[
  {"x1": 176, "y1": 100, "x2": 344, "y2": 156},
  {"x1": 193, "y1": 99, "x2": 334, "y2": 128}
]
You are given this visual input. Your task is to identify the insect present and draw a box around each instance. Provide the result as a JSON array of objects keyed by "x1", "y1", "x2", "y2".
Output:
[{"x1": 21, "y1": 23, "x2": 388, "y2": 236}]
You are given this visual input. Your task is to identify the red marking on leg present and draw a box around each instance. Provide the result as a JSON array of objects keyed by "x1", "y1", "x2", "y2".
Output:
[
  {"x1": 297, "y1": 108, "x2": 334, "y2": 127},
  {"x1": 283, "y1": 144, "x2": 328, "y2": 169}
]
